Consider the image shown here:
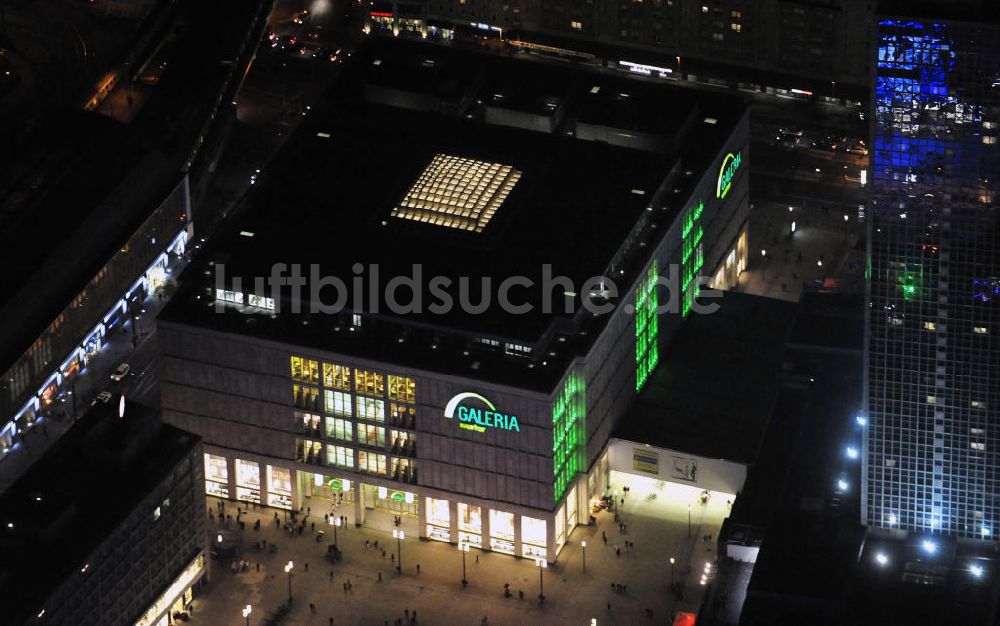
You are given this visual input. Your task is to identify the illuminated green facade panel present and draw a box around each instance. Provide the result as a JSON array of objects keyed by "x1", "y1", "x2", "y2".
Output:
[
  {"x1": 552, "y1": 370, "x2": 584, "y2": 503},
  {"x1": 635, "y1": 262, "x2": 659, "y2": 392},
  {"x1": 681, "y1": 201, "x2": 704, "y2": 318}
]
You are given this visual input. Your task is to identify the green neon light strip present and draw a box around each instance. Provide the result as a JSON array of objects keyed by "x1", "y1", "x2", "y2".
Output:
[
  {"x1": 635, "y1": 262, "x2": 659, "y2": 392},
  {"x1": 553, "y1": 370, "x2": 585, "y2": 503}
]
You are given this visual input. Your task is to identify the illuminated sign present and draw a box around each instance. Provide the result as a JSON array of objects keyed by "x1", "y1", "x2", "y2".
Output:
[
  {"x1": 444, "y1": 392, "x2": 520, "y2": 433},
  {"x1": 716, "y1": 151, "x2": 742, "y2": 200},
  {"x1": 119, "y1": 394, "x2": 126, "y2": 420},
  {"x1": 370, "y1": 11, "x2": 393, "y2": 18}
]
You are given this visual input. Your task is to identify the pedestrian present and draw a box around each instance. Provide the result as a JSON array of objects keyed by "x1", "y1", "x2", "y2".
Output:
[
  {"x1": 382, "y1": 549, "x2": 386, "y2": 560},
  {"x1": 607, "y1": 602, "x2": 611, "y2": 611},
  {"x1": 366, "y1": 540, "x2": 370, "y2": 549},
  {"x1": 378, "y1": 571, "x2": 383, "y2": 583},
  {"x1": 309, "y1": 603, "x2": 316, "y2": 614},
  {"x1": 374, "y1": 540, "x2": 379, "y2": 549},
  {"x1": 325, "y1": 514, "x2": 329, "y2": 523},
  {"x1": 391, "y1": 553, "x2": 395, "y2": 564},
  {"x1": 330, "y1": 619, "x2": 334, "y2": 626},
  {"x1": 343, "y1": 582, "x2": 348, "y2": 592},
  {"x1": 615, "y1": 546, "x2": 620, "y2": 557},
  {"x1": 330, "y1": 571, "x2": 334, "y2": 582},
  {"x1": 416, "y1": 563, "x2": 421, "y2": 575},
  {"x1": 518, "y1": 590, "x2": 524, "y2": 601},
  {"x1": 256, "y1": 562, "x2": 260, "y2": 572},
  {"x1": 602, "y1": 530, "x2": 606, "y2": 544},
  {"x1": 312, "y1": 522, "x2": 316, "y2": 531},
  {"x1": 475, "y1": 554, "x2": 479, "y2": 564},
  {"x1": 405, "y1": 609, "x2": 410, "y2": 620},
  {"x1": 347, "y1": 579, "x2": 352, "y2": 590},
  {"x1": 305, "y1": 562, "x2": 309, "y2": 572}
]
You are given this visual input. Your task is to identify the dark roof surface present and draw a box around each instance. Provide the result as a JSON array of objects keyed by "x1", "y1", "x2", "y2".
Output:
[
  {"x1": 160, "y1": 38, "x2": 745, "y2": 391},
  {"x1": 614, "y1": 291, "x2": 796, "y2": 464}
]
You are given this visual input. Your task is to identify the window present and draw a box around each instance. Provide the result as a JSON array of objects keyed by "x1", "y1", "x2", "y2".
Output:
[
  {"x1": 971, "y1": 442, "x2": 986, "y2": 451},
  {"x1": 923, "y1": 321, "x2": 937, "y2": 330},
  {"x1": 926, "y1": 395, "x2": 937, "y2": 404},
  {"x1": 326, "y1": 417, "x2": 353, "y2": 441},
  {"x1": 358, "y1": 450, "x2": 387, "y2": 475},
  {"x1": 247, "y1": 293, "x2": 276, "y2": 311},
  {"x1": 352, "y1": 313, "x2": 363, "y2": 327},
  {"x1": 388, "y1": 375, "x2": 416, "y2": 403},
  {"x1": 973, "y1": 326, "x2": 989, "y2": 335},
  {"x1": 291, "y1": 357, "x2": 319, "y2": 383},
  {"x1": 570, "y1": 20, "x2": 582, "y2": 30},
  {"x1": 327, "y1": 445, "x2": 354, "y2": 469},
  {"x1": 391, "y1": 402, "x2": 415, "y2": 425},
  {"x1": 294, "y1": 384, "x2": 319, "y2": 410},
  {"x1": 505, "y1": 343, "x2": 532, "y2": 356},
  {"x1": 325, "y1": 390, "x2": 353, "y2": 416},
  {"x1": 357, "y1": 396, "x2": 385, "y2": 421},
  {"x1": 354, "y1": 369, "x2": 384, "y2": 396},
  {"x1": 358, "y1": 424, "x2": 386, "y2": 448},
  {"x1": 972, "y1": 401, "x2": 986, "y2": 410},
  {"x1": 296, "y1": 411, "x2": 321, "y2": 433},
  {"x1": 323, "y1": 363, "x2": 351, "y2": 390}
]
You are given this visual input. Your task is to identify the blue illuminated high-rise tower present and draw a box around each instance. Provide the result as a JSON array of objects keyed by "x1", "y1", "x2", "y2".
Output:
[{"x1": 864, "y1": 12, "x2": 1000, "y2": 539}]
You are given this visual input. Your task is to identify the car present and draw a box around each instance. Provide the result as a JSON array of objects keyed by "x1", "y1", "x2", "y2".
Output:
[
  {"x1": 776, "y1": 133, "x2": 800, "y2": 147},
  {"x1": 811, "y1": 137, "x2": 838, "y2": 151},
  {"x1": 845, "y1": 139, "x2": 868, "y2": 155},
  {"x1": 110, "y1": 363, "x2": 130, "y2": 381},
  {"x1": 778, "y1": 125, "x2": 803, "y2": 137},
  {"x1": 292, "y1": 9, "x2": 310, "y2": 24},
  {"x1": 304, "y1": 25, "x2": 323, "y2": 41},
  {"x1": 96, "y1": 391, "x2": 113, "y2": 403}
]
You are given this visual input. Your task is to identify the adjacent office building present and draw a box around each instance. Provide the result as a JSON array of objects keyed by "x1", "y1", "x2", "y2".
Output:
[
  {"x1": 0, "y1": 400, "x2": 206, "y2": 626},
  {"x1": 0, "y1": 113, "x2": 192, "y2": 458},
  {"x1": 366, "y1": 0, "x2": 870, "y2": 98},
  {"x1": 159, "y1": 38, "x2": 749, "y2": 561},
  {"x1": 864, "y1": 7, "x2": 1000, "y2": 540}
]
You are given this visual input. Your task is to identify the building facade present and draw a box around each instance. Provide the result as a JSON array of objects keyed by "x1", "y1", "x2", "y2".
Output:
[
  {"x1": 864, "y1": 16, "x2": 1000, "y2": 540},
  {"x1": 364, "y1": 0, "x2": 871, "y2": 96}
]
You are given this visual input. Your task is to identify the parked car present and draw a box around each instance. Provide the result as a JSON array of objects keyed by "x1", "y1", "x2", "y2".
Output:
[
  {"x1": 96, "y1": 391, "x2": 113, "y2": 403},
  {"x1": 110, "y1": 363, "x2": 130, "y2": 381}
]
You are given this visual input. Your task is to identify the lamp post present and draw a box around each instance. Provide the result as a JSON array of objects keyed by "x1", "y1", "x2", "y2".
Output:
[
  {"x1": 242, "y1": 604, "x2": 252, "y2": 626},
  {"x1": 393, "y1": 529, "x2": 404, "y2": 574},
  {"x1": 458, "y1": 541, "x2": 469, "y2": 587},
  {"x1": 581, "y1": 540, "x2": 587, "y2": 574},
  {"x1": 535, "y1": 557, "x2": 547, "y2": 603},
  {"x1": 670, "y1": 557, "x2": 676, "y2": 588},
  {"x1": 760, "y1": 249, "x2": 767, "y2": 282},
  {"x1": 284, "y1": 561, "x2": 294, "y2": 604},
  {"x1": 687, "y1": 504, "x2": 692, "y2": 539},
  {"x1": 329, "y1": 515, "x2": 341, "y2": 546}
]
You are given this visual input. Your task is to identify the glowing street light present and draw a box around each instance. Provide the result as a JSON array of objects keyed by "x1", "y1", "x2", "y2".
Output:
[
  {"x1": 875, "y1": 552, "x2": 889, "y2": 566},
  {"x1": 458, "y1": 541, "x2": 470, "y2": 587},
  {"x1": 242, "y1": 605, "x2": 252, "y2": 626},
  {"x1": 846, "y1": 446, "x2": 859, "y2": 460},
  {"x1": 284, "y1": 561, "x2": 294, "y2": 604},
  {"x1": 581, "y1": 540, "x2": 587, "y2": 574},
  {"x1": 970, "y1": 563, "x2": 985, "y2": 579},
  {"x1": 836, "y1": 478, "x2": 849, "y2": 492},
  {"x1": 921, "y1": 540, "x2": 937, "y2": 555},
  {"x1": 393, "y1": 529, "x2": 405, "y2": 574}
]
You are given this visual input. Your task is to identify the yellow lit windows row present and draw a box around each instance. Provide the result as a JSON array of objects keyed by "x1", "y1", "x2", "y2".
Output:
[
  {"x1": 388, "y1": 375, "x2": 416, "y2": 404},
  {"x1": 291, "y1": 357, "x2": 319, "y2": 383},
  {"x1": 294, "y1": 384, "x2": 320, "y2": 410},
  {"x1": 355, "y1": 369, "x2": 384, "y2": 396},
  {"x1": 358, "y1": 423, "x2": 386, "y2": 448},
  {"x1": 323, "y1": 363, "x2": 351, "y2": 390}
]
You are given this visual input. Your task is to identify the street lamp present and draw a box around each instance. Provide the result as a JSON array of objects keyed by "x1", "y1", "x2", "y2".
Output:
[
  {"x1": 458, "y1": 541, "x2": 470, "y2": 587},
  {"x1": 329, "y1": 515, "x2": 341, "y2": 546},
  {"x1": 687, "y1": 504, "x2": 692, "y2": 539},
  {"x1": 393, "y1": 529, "x2": 404, "y2": 574},
  {"x1": 284, "y1": 561, "x2": 294, "y2": 604},
  {"x1": 581, "y1": 540, "x2": 587, "y2": 574},
  {"x1": 535, "y1": 557, "x2": 547, "y2": 603},
  {"x1": 242, "y1": 605, "x2": 252, "y2": 626},
  {"x1": 760, "y1": 249, "x2": 767, "y2": 281},
  {"x1": 670, "y1": 556, "x2": 676, "y2": 587}
]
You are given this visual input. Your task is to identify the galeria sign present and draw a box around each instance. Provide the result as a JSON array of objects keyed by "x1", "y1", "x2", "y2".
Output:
[
  {"x1": 444, "y1": 392, "x2": 520, "y2": 433},
  {"x1": 716, "y1": 151, "x2": 742, "y2": 200}
]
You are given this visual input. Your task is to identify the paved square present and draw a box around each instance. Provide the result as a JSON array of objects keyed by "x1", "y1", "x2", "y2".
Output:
[{"x1": 190, "y1": 480, "x2": 727, "y2": 625}]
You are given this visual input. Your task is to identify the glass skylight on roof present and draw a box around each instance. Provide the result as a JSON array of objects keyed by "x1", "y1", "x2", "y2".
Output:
[{"x1": 391, "y1": 154, "x2": 522, "y2": 233}]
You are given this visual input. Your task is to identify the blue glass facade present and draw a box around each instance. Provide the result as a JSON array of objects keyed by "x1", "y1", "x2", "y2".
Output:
[{"x1": 865, "y1": 18, "x2": 1000, "y2": 539}]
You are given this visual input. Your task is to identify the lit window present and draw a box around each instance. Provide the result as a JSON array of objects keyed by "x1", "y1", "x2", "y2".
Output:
[
  {"x1": 354, "y1": 369, "x2": 384, "y2": 396},
  {"x1": 352, "y1": 313, "x2": 362, "y2": 327},
  {"x1": 358, "y1": 423, "x2": 386, "y2": 448},
  {"x1": 323, "y1": 363, "x2": 351, "y2": 390},
  {"x1": 971, "y1": 442, "x2": 986, "y2": 451},
  {"x1": 291, "y1": 357, "x2": 319, "y2": 383},
  {"x1": 974, "y1": 326, "x2": 989, "y2": 335},
  {"x1": 356, "y1": 396, "x2": 386, "y2": 421},
  {"x1": 326, "y1": 445, "x2": 354, "y2": 469},
  {"x1": 391, "y1": 154, "x2": 522, "y2": 233},
  {"x1": 571, "y1": 20, "x2": 582, "y2": 30},
  {"x1": 971, "y1": 427, "x2": 986, "y2": 435},
  {"x1": 972, "y1": 401, "x2": 986, "y2": 410},
  {"x1": 923, "y1": 321, "x2": 936, "y2": 331},
  {"x1": 926, "y1": 395, "x2": 936, "y2": 404},
  {"x1": 324, "y1": 390, "x2": 353, "y2": 416},
  {"x1": 326, "y1": 417, "x2": 353, "y2": 441},
  {"x1": 358, "y1": 450, "x2": 387, "y2": 475},
  {"x1": 730, "y1": 23, "x2": 741, "y2": 32},
  {"x1": 387, "y1": 375, "x2": 416, "y2": 403},
  {"x1": 712, "y1": 32, "x2": 724, "y2": 41}
]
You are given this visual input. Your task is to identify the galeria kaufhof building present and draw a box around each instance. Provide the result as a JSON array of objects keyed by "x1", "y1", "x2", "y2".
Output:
[{"x1": 159, "y1": 38, "x2": 749, "y2": 562}]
